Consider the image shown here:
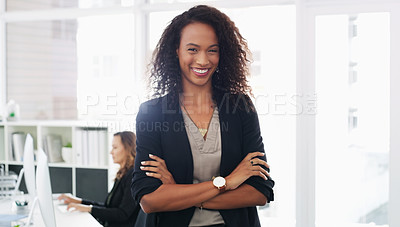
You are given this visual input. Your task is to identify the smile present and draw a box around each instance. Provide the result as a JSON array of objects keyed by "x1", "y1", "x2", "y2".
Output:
[
  {"x1": 192, "y1": 68, "x2": 210, "y2": 76},
  {"x1": 193, "y1": 68, "x2": 208, "y2": 73}
]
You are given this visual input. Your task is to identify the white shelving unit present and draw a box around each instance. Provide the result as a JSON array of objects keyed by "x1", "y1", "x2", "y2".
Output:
[{"x1": 0, "y1": 120, "x2": 112, "y2": 200}]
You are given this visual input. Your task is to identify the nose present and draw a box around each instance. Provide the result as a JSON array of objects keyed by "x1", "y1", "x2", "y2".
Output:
[{"x1": 196, "y1": 51, "x2": 209, "y2": 66}]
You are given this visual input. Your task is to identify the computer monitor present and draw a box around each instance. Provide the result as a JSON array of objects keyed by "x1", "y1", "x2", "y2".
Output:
[
  {"x1": 14, "y1": 133, "x2": 36, "y2": 200},
  {"x1": 36, "y1": 148, "x2": 56, "y2": 227},
  {"x1": 23, "y1": 134, "x2": 36, "y2": 199}
]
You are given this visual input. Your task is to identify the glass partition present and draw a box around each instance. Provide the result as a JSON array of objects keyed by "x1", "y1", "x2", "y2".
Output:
[{"x1": 315, "y1": 12, "x2": 390, "y2": 227}]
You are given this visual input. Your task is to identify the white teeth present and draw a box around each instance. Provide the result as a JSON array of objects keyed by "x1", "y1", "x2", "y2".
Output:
[{"x1": 193, "y1": 68, "x2": 208, "y2": 74}]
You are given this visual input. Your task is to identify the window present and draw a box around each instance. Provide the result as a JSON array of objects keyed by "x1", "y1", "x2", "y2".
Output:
[
  {"x1": 7, "y1": 20, "x2": 78, "y2": 120},
  {"x1": 6, "y1": 15, "x2": 135, "y2": 120},
  {"x1": 315, "y1": 12, "x2": 389, "y2": 227},
  {"x1": 223, "y1": 6, "x2": 296, "y2": 226},
  {"x1": 76, "y1": 14, "x2": 137, "y2": 121}
]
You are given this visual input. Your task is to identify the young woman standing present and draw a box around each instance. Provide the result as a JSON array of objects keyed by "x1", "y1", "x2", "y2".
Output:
[{"x1": 132, "y1": 5, "x2": 274, "y2": 227}]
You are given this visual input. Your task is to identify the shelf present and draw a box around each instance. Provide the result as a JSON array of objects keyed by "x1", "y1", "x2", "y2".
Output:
[{"x1": 0, "y1": 120, "x2": 111, "y2": 196}]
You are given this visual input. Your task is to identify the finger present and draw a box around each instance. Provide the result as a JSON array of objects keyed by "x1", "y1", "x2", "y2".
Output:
[
  {"x1": 246, "y1": 151, "x2": 265, "y2": 160},
  {"x1": 253, "y1": 165, "x2": 270, "y2": 177},
  {"x1": 140, "y1": 166, "x2": 162, "y2": 173},
  {"x1": 256, "y1": 171, "x2": 268, "y2": 180},
  {"x1": 145, "y1": 172, "x2": 162, "y2": 179},
  {"x1": 250, "y1": 158, "x2": 270, "y2": 169},
  {"x1": 149, "y1": 154, "x2": 165, "y2": 163},
  {"x1": 141, "y1": 160, "x2": 161, "y2": 167},
  {"x1": 59, "y1": 194, "x2": 68, "y2": 200},
  {"x1": 256, "y1": 165, "x2": 270, "y2": 177}
]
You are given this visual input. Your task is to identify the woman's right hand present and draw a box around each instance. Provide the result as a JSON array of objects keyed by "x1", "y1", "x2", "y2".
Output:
[
  {"x1": 140, "y1": 154, "x2": 176, "y2": 184},
  {"x1": 225, "y1": 152, "x2": 270, "y2": 191},
  {"x1": 58, "y1": 193, "x2": 82, "y2": 204}
]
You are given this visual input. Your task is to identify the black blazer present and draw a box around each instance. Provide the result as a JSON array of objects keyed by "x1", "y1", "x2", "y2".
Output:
[
  {"x1": 131, "y1": 94, "x2": 274, "y2": 227},
  {"x1": 82, "y1": 168, "x2": 140, "y2": 227}
]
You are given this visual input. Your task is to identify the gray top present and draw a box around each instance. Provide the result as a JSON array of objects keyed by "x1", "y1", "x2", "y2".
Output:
[{"x1": 181, "y1": 107, "x2": 225, "y2": 226}]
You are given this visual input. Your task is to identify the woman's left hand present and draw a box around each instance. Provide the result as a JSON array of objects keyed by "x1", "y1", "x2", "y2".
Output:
[
  {"x1": 141, "y1": 154, "x2": 176, "y2": 184},
  {"x1": 57, "y1": 193, "x2": 82, "y2": 204},
  {"x1": 66, "y1": 203, "x2": 92, "y2": 212}
]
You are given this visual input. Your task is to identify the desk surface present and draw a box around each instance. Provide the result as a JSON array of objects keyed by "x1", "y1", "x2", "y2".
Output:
[{"x1": 0, "y1": 195, "x2": 102, "y2": 227}]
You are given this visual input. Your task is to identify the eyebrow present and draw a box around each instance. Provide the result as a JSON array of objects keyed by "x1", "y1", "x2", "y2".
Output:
[{"x1": 186, "y1": 43, "x2": 219, "y2": 48}]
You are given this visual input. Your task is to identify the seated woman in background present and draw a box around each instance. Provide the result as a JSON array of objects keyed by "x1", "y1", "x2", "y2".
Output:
[{"x1": 58, "y1": 131, "x2": 140, "y2": 227}]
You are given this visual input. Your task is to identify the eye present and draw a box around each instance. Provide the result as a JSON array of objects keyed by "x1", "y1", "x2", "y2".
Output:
[{"x1": 188, "y1": 48, "x2": 197, "y2": 52}]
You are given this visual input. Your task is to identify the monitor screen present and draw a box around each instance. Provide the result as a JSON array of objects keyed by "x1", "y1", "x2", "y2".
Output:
[
  {"x1": 36, "y1": 148, "x2": 57, "y2": 227},
  {"x1": 23, "y1": 133, "x2": 36, "y2": 200}
]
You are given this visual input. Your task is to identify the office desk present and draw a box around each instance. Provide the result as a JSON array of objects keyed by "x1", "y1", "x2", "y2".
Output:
[{"x1": 0, "y1": 196, "x2": 102, "y2": 227}]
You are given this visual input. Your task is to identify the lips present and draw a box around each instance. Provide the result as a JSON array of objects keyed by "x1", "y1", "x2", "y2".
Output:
[{"x1": 192, "y1": 67, "x2": 210, "y2": 77}]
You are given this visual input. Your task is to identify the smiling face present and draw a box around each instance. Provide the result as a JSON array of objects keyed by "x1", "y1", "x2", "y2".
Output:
[
  {"x1": 176, "y1": 22, "x2": 220, "y2": 92},
  {"x1": 110, "y1": 135, "x2": 126, "y2": 166}
]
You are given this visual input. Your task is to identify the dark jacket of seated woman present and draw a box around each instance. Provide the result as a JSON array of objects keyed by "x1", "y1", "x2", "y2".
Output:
[{"x1": 82, "y1": 167, "x2": 140, "y2": 227}]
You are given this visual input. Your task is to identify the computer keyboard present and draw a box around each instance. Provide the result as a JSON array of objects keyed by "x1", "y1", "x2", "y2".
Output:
[
  {"x1": 57, "y1": 204, "x2": 77, "y2": 213},
  {"x1": 57, "y1": 204, "x2": 69, "y2": 213}
]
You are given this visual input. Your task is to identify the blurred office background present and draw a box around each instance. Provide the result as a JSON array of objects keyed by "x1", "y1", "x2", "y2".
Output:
[{"x1": 1, "y1": 0, "x2": 399, "y2": 227}]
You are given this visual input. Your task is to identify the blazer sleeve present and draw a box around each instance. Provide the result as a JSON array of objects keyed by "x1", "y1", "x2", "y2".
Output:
[
  {"x1": 239, "y1": 101, "x2": 275, "y2": 202},
  {"x1": 81, "y1": 199, "x2": 104, "y2": 207},
  {"x1": 89, "y1": 170, "x2": 140, "y2": 223},
  {"x1": 131, "y1": 100, "x2": 163, "y2": 203}
]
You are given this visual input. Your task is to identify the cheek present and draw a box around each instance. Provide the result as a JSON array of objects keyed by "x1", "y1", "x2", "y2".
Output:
[
  {"x1": 115, "y1": 150, "x2": 123, "y2": 158},
  {"x1": 179, "y1": 53, "x2": 193, "y2": 65},
  {"x1": 179, "y1": 60, "x2": 186, "y2": 69},
  {"x1": 179, "y1": 59, "x2": 191, "y2": 74},
  {"x1": 211, "y1": 55, "x2": 220, "y2": 65}
]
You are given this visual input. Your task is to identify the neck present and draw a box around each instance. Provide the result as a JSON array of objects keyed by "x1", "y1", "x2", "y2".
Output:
[
  {"x1": 119, "y1": 161, "x2": 126, "y2": 168},
  {"x1": 182, "y1": 78, "x2": 213, "y2": 101},
  {"x1": 181, "y1": 90, "x2": 213, "y2": 107}
]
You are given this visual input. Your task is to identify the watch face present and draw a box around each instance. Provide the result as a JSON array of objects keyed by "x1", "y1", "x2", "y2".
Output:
[{"x1": 213, "y1": 176, "x2": 226, "y2": 187}]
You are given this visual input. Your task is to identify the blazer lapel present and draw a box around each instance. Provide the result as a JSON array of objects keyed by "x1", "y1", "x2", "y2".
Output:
[{"x1": 162, "y1": 94, "x2": 194, "y2": 184}]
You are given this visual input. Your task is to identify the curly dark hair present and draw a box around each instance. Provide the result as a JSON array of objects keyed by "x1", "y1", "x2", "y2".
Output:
[
  {"x1": 148, "y1": 5, "x2": 253, "y2": 108},
  {"x1": 114, "y1": 131, "x2": 136, "y2": 180}
]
